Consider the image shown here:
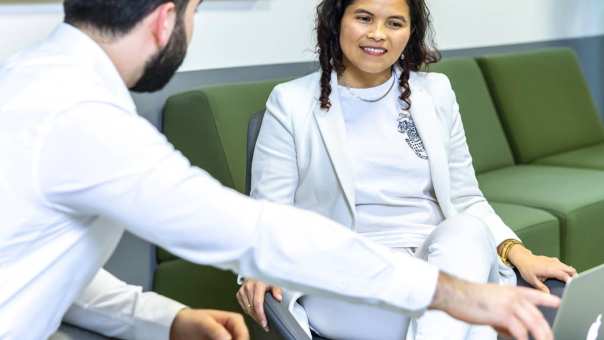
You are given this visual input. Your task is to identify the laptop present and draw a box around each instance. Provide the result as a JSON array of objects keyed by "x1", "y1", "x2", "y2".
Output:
[{"x1": 553, "y1": 263, "x2": 604, "y2": 340}]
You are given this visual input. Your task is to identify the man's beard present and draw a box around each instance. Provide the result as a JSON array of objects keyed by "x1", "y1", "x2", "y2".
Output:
[{"x1": 130, "y1": 18, "x2": 188, "y2": 93}]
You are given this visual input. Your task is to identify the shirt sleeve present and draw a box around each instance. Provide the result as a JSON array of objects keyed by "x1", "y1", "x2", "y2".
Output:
[
  {"x1": 37, "y1": 103, "x2": 439, "y2": 316},
  {"x1": 63, "y1": 269, "x2": 186, "y2": 340}
]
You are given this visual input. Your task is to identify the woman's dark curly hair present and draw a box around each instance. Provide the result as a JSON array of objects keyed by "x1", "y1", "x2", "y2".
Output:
[{"x1": 316, "y1": 0, "x2": 440, "y2": 110}]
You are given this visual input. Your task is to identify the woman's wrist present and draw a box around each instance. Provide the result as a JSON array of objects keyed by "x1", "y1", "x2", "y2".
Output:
[
  {"x1": 507, "y1": 244, "x2": 532, "y2": 267},
  {"x1": 497, "y1": 239, "x2": 524, "y2": 267}
]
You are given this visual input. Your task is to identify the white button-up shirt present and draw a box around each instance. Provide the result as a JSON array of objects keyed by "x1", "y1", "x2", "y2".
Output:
[{"x1": 0, "y1": 24, "x2": 439, "y2": 340}]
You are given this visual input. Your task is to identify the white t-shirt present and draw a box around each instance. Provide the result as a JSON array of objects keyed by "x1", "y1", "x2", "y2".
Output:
[{"x1": 338, "y1": 74, "x2": 445, "y2": 248}]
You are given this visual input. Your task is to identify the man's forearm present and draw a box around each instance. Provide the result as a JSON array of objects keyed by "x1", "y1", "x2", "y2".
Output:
[{"x1": 429, "y1": 271, "x2": 468, "y2": 312}]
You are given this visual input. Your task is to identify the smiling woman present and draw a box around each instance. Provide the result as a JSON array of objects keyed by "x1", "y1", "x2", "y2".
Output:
[
  {"x1": 338, "y1": 1, "x2": 412, "y2": 88},
  {"x1": 315, "y1": 0, "x2": 440, "y2": 111},
  {"x1": 236, "y1": 0, "x2": 577, "y2": 339}
]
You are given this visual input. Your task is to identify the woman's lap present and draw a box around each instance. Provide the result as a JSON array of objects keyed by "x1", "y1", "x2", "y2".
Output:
[
  {"x1": 416, "y1": 212, "x2": 512, "y2": 284},
  {"x1": 301, "y1": 294, "x2": 410, "y2": 340},
  {"x1": 301, "y1": 213, "x2": 514, "y2": 339}
]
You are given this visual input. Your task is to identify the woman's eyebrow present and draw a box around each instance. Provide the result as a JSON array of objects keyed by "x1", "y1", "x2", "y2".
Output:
[
  {"x1": 353, "y1": 8, "x2": 374, "y2": 16},
  {"x1": 353, "y1": 8, "x2": 408, "y2": 23}
]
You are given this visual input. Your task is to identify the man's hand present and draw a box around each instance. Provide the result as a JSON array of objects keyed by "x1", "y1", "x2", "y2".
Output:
[
  {"x1": 430, "y1": 272, "x2": 560, "y2": 340},
  {"x1": 170, "y1": 308, "x2": 249, "y2": 340}
]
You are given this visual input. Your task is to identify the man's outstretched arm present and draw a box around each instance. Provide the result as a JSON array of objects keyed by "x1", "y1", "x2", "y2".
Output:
[{"x1": 44, "y1": 105, "x2": 557, "y2": 340}]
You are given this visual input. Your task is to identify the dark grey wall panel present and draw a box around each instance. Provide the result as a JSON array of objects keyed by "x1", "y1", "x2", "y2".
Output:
[
  {"x1": 132, "y1": 62, "x2": 319, "y2": 129},
  {"x1": 132, "y1": 34, "x2": 604, "y2": 129}
]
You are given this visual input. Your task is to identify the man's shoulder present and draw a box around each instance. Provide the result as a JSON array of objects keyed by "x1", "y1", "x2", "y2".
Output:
[{"x1": 0, "y1": 52, "x2": 125, "y2": 115}]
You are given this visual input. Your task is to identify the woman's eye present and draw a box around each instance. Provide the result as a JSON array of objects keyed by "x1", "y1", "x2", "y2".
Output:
[
  {"x1": 388, "y1": 20, "x2": 404, "y2": 28},
  {"x1": 356, "y1": 15, "x2": 372, "y2": 23}
]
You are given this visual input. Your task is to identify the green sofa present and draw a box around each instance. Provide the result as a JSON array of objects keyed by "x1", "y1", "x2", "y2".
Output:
[
  {"x1": 431, "y1": 53, "x2": 604, "y2": 271},
  {"x1": 475, "y1": 49, "x2": 604, "y2": 271},
  {"x1": 156, "y1": 80, "x2": 286, "y2": 339},
  {"x1": 154, "y1": 48, "x2": 604, "y2": 323},
  {"x1": 430, "y1": 58, "x2": 562, "y2": 259}
]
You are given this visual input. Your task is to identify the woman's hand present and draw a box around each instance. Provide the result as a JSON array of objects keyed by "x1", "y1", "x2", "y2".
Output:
[
  {"x1": 235, "y1": 279, "x2": 283, "y2": 332},
  {"x1": 508, "y1": 244, "x2": 577, "y2": 293}
]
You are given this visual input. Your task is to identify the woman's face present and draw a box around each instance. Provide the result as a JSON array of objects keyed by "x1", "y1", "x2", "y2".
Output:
[{"x1": 339, "y1": 0, "x2": 411, "y2": 87}]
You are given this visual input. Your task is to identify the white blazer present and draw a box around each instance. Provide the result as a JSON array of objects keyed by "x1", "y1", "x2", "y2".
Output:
[{"x1": 251, "y1": 69, "x2": 519, "y2": 332}]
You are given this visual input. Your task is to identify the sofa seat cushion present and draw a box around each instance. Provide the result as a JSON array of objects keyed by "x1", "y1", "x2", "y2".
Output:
[
  {"x1": 477, "y1": 165, "x2": 604, "y2": 271},
  {"x1": 535, "y1": 142, "x2": 604, "y2": 170},
  {"x1": 490, "y1": 202, "x2": 560, "y2": 258},
  {"x1": 154, "y1": 259, "x2": 240, "y2": 309},
  {"x1": 157, "y1": 248, "x2": 178, "y2": 263}
]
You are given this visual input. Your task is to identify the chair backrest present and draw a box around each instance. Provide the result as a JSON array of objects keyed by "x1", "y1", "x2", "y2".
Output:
[
  {"x1": 246, "y1": 110, "x2": 265, "y2": 195},
  {"x1": 478, "y1": 48, "x2": 604, "y2": 163},
  {"x1": 430, "y1": 57, "x2": 516, "y2": 174}
]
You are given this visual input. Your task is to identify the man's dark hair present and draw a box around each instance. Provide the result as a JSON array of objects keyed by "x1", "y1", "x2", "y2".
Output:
[{"x1": 64, "y1": 0, "x2": 189, "y2": 36}]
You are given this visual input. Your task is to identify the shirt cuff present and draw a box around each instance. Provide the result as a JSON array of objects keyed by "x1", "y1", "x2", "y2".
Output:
[
  {"x1": 394, "y1": 258, "x2": 440, "y2": 315},
  {"x1": 133, "y1": 292, "x2": 187, "y2": 340}
]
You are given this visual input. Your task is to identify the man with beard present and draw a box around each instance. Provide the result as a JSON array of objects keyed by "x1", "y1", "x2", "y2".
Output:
[{"x1": 0, "y1": 0, "x2": 560, "y2": 340}]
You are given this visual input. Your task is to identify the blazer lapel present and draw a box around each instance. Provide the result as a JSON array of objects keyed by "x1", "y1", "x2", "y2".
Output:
[
  {"x1": 313, "y1": 72, "x2": 357, "y2": 221},
  {"x1": 409, "y1": 84, "x2": 456, "y2": 217}
]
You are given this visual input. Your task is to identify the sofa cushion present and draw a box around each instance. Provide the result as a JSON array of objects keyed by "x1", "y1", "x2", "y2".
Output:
[
  {"x1": 478, "y1": 48, "x2": 604, "y2": 164},
  {"x1": 490, "y1": 202, "x2": 560, "y2": 258},
  {"x1": 430, "y1": 58, "x2": 515, "y2": 174},
  {"x1": 163, "y1": 79, "x2": 287, "y2": 194},
  {"x1": 478, "y1": 165, "x2": 604, "y2": 271},
  {"x1": 154, "y1": 259, "x2": 240, "y2": 310},
  {"x1": 160, "y1": 79, "x2": 286, "y2": 263},
  {"x1": 535, "y1": 142, "x2": 604, "y2": 170}
]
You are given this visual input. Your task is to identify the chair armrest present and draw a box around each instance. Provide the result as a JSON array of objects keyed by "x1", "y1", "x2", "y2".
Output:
[
  {"x1": 264, "y1": 292, "x2": 312, "y2": 340},
  {"x1": 50, "y1": 324, "x2": 110, "y2": 340}
]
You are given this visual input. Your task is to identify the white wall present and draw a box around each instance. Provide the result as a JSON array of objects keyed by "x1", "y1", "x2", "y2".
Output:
[
  {"x1": 0, "y1": 0, "x2": 322, "y2": 71},
  {"x1": 1, "y1": 0, "x2": 603, "y2": 71},
  {"x1": 429, "y1": 0, "x2": 604, "y2": 50},
  {"x1": 0, "y1": 4, "x2": 62, "y2": 62}
]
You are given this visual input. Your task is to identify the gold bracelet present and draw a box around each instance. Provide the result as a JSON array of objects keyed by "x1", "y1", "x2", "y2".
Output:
[
  {"x1": 498, "y1": 239, "x2": 523, "y2": 267},
  {"x1": 498, "y1": 241, "x2": 513, "y2": 266}
]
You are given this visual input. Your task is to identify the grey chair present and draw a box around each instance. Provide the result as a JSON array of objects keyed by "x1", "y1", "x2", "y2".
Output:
[
  {"x1": 245, "y1": 110, "x2": 564, "y2": 340},
  {"x1": 51, "y1": 324, "x2": 111, "y2": 340}
]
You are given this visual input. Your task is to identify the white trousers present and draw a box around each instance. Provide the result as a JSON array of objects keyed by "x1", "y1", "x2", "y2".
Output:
[{"x1": 300, "y1": 213, "x2": 516, "y2": 340}]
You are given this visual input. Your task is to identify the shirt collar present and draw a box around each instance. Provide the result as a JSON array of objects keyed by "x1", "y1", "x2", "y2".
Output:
[{"x1": 47, "y1": 23, "x2": 137, "y2": 113}]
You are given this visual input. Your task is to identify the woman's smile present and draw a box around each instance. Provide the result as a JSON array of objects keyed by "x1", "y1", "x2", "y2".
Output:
[{"x1": 360, "y1": 46, "x2": 389, "y2": 56}]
